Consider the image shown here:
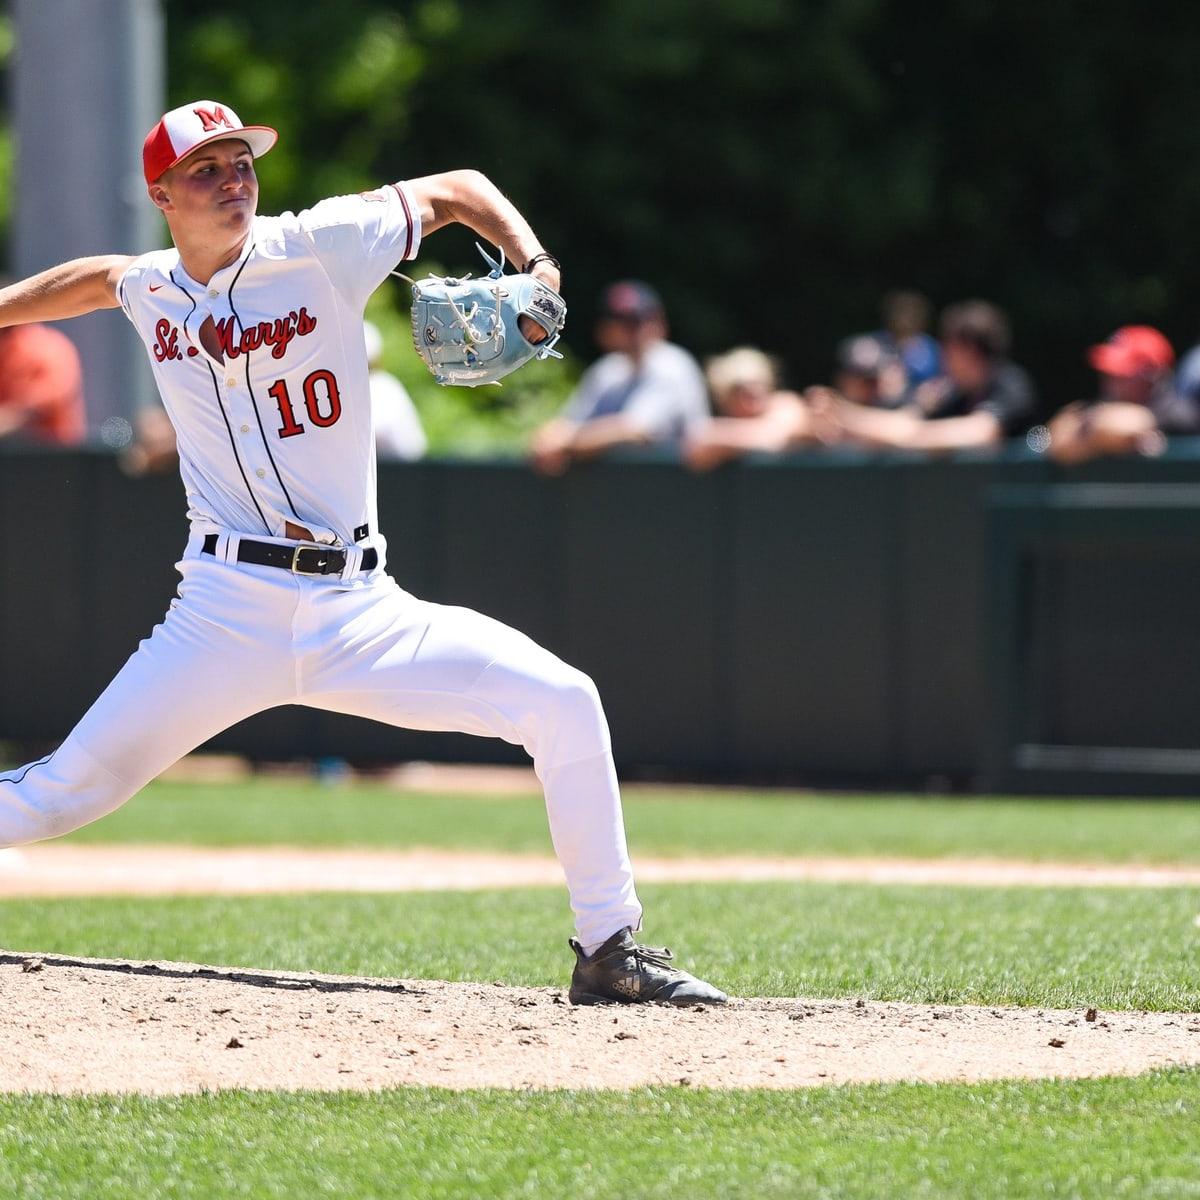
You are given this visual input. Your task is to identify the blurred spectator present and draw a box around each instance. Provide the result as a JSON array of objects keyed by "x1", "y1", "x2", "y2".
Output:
[
  {"x1": 0, "y1": 323, "x2": 86, "y2": 446},
  {"x1": 683, "y1": 346, "x2": 811, "y2": 470},
  {"x1": 365, "y1": 320, "x2": 427, "y2": 461},
  {"x1": 1043, "y1": 325, "x2": 1199, "y2": 464},
  {"x1": 812, "y1": 300, "x2": 1037, "y2": 453},
  {"x1": 877, "y1": 289, "x2": 943, "y2": 391},
  {"x1": 528, "y1": 281, "x2": 708, "y2": 475},
  {"x1": 1174, "y1": 334, "x2": 1200, "y2": 402},
  {"x1": 805, "y1": 333, "x2": 910, "y2": 412}
]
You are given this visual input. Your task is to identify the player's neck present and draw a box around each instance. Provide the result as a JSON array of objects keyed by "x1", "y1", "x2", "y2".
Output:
[{"x1": 172, "y1": 229, "x2": 251, "y2": 286}]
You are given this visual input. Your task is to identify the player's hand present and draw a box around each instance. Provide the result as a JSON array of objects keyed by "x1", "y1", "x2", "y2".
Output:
[
  {"x1": 519, "y1": 314, "x2": 550, "y2": 344},
  {"x1": 520, "y1": 260, "x2": 560, "y2": 344}
]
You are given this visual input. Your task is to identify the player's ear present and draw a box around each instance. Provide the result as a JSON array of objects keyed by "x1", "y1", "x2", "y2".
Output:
[{"x1": 147, "y1": 182, "x2": 172, "y2": 213}]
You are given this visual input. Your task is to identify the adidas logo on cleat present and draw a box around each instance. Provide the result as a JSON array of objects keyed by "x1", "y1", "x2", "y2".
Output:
[{"x1": 612, "y1": 975, "x2": 642, "y2": 999}]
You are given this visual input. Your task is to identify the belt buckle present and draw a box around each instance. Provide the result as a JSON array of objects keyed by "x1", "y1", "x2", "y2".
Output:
[{"x1": 291, "y1": 543, "x2": 331, "y2": 575}]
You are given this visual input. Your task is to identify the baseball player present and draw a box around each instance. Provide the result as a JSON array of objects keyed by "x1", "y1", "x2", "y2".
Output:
[{"x1": 0, "y1": 100, "x2": 726, "y2": 1008}]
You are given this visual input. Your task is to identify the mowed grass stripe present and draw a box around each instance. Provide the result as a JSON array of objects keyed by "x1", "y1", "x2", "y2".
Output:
[
  {"x1": 46, "y1": 776, "x2": 1200, "y2": 865},
  {"x1": 1, "y1": 1073, "x2": 1198, "y2": 1200},
  {"x1": 2, "y1": 879, "x2": 1198, "y2": 1010}
]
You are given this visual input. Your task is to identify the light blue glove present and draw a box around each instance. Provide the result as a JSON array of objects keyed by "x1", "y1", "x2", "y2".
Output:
[{"x1": 407, "y1": 244, "x2": 566, "y2": 387}]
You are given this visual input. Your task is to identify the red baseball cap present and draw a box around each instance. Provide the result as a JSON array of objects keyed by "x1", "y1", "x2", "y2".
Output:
[
  {"x1": 142, "y1": 100, "x2": 277, "y2": 185},
  {"x1": 1087, "y1": 325, "x2": 1175, "y2": 377}
]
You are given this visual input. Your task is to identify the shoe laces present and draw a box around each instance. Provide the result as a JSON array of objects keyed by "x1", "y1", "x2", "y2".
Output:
[{"x1": 627, "y1": 940, "x2": 675, "y2": 970}]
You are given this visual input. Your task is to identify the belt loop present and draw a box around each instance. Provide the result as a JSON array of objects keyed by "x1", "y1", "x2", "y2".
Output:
[{"x1": 219, "y1": 533, "x2": 239, "y2": 566}]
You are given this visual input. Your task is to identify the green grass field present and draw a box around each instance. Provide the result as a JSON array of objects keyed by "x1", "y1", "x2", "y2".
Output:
[
  {"x1": 55, "y1": 775, "x2": 1200, "y2": 863},
  {"x1": 3, "y1": 774, "x2": 1200, "y2": 1199}
]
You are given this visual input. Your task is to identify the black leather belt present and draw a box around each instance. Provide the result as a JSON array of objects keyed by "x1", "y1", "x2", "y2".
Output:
[{"x1": 202, "y1": 533, "x2": 378, "y2": 576}]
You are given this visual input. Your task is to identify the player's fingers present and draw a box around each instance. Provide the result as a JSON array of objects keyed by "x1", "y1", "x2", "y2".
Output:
[{"x1": 519, "y1": 313, "x2": 549, "y2": 344}]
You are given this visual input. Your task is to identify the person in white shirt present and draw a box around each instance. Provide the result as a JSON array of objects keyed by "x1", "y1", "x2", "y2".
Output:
[
  {"x1": 364, "y1": 320, "x2": 427, "y2": 461},
  {"x1": 528, "y1": 280, "x2": 708, "y2": 475}
]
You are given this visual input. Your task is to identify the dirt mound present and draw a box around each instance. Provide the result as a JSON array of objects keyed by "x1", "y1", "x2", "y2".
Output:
[
  {"x1": 4, "y1": 844, "x2": 1199, "y2": 1094},
  {"x1": 3, "y1": 951, "x2": 1198, "y2": 1095}
]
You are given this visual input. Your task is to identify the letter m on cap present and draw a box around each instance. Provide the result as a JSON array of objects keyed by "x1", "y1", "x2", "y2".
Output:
[{"x1": 193, "y1": 106, "x2": 234, "y2": 133}]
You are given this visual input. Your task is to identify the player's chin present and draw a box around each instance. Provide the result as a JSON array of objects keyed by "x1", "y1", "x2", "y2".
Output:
[{"x1": 221, "y1": 209, "x2": 257, "y2": 236}]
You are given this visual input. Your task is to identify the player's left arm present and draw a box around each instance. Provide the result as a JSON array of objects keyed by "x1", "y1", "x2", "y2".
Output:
[
  {"x1": 406, "y1": 170, "x2": 560, "y2": 339},
  {"x1": 0, "y1": 255, "x2": 134, "y2": 327}
]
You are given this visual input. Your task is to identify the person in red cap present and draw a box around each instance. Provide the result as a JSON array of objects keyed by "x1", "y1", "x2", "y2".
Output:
[
  {"x1": 0, "y1": 99, "x2": 727, "y2": 1008},
  {"x1": 1045, "y1": 325, "x2": 1200, "y2": 464}
]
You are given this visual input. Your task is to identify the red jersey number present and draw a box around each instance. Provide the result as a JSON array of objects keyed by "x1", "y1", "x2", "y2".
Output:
[{"x1": 270, "y1": 370, "x2": 343, "y2": 438}]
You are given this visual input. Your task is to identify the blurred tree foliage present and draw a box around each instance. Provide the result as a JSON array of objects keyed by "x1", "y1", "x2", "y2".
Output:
[
  {"x1": 161, "y1": 0, "x2": 577, "y2": 454},
  {"x1": 21, "y1": 1, "x2": 1200, "y2": 448}
]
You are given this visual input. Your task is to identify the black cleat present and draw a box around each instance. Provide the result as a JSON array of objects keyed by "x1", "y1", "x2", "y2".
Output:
[{"x1": 568, "y1": 927, "x2": 728, "y2": 1007}]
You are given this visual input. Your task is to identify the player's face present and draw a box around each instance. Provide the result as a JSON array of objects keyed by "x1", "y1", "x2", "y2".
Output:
[{"x1": 157, "y1": 139, "x2": 259, "y2": 240}]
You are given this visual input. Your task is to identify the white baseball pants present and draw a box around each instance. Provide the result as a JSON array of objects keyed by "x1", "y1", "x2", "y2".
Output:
[{"x1": 0, "y1": 534, "x2": 643, "y2": 949}]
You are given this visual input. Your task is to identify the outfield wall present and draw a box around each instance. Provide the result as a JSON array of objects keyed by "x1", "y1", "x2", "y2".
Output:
[{"x1": 4, "y1": 444, "x2": 1200, "y2": 795}]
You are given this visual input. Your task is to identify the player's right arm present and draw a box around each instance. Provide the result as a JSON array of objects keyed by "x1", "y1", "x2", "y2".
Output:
[
  {"x1": 406, "y1": 170, "x2": 560, "y2": 343},
  {"x1": 0, "y1": 255, "x2": 135, "y2": 327}
]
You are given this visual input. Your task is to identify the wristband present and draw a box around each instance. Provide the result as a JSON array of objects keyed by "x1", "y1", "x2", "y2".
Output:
[{"x1": 522, "y1": 252, "x2": 560, "y2": 274}]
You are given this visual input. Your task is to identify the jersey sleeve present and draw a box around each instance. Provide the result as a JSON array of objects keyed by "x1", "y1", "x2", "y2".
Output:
[
  {"x1": 114, "y1": 253, "x2": 166, "y2": 331},
  {"x1": 298, "y1": 183, "x2": 423, "y2": 311}
]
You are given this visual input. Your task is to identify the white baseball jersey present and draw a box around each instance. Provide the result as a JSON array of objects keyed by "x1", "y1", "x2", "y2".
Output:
[{"x1": 117, "y1": 183, "x2": 422, "y2": 557}]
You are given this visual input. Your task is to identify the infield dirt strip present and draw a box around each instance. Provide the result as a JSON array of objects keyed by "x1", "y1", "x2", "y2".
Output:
[{"x1": 1, "y1": 844, "x2": 1199, "y2": 1094}]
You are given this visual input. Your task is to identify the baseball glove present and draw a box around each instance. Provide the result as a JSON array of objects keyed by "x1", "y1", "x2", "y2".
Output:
[{"x1": 404, "y1": 244, "x2": 566, "y2": 387}]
